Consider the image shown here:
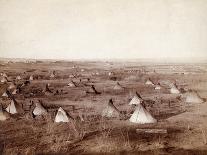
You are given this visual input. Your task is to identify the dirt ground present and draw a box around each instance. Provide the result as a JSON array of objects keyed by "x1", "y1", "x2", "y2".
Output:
[{"x1": 0, "y1": 60, "x2": 207, "y2": 155}]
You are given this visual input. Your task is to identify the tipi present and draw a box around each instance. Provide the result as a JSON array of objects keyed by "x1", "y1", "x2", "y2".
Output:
[
  {"x1": 129, "y1": 92, "x2": 143, "y2": 105},
  {"x1": 86, "y1": 85, "x2": 101, "y2": 94},
  {"x1": 102, "y1": 99, "x2": 120, "y2": 118},
  {"x1": 129, "y1": 103, "x2": 157, "y2": 124},
  {"x1": 67, "y1": 81, "x2": 76, "y2": 87},
  {"x1": 50, "y1": 71, "x2": 55, "y2": 78},
  {"x1": 2, "y1": 92, "x2": 8, "y2": 97},
  {"x1": 0, "y1": 104, "x2": 10, "y2": 121},
  {"x1": 33, "y1": 102, "x2": 47, "y2": 116},
  {"x1": 113, "y1": 82, "x2": 124, "y2": 90},
  {"x1": 108, "y1": 72, "x2": 114, "y2": 76},
  {"x1": 8, "y1": 82, "x2": 16, "y2": 90},
  {"x1": 170, "y1": 84, "x2": 180, "y2": 94},
  {"x1": 12, "y1": 89, "x2": 17, "y2": 95},
  {"x1": 55, "y1": 107, "x2": 70, "y2": 123},
  {"x1": 155, "y1": 83, "x2": 162, "y2": 90},
  {"x1": 2, "y1": 73, "x2": 8, "y2": 78},
  {"x1": 0, "y1": 76, "x2": 7, "y2": 83},
  {"x1": 16, "y1": 75, "x2": 21, "y2": 80},
  {"x1": 185, "y1": 91, "x2": 204, "y2": 104},
  {"x1": 145, "y1": 79, "x2": 154, "y2": 85},
  {"x1": 43, "y1": 83, "x2": 53, "y2": 94},
  {"x1": 6, "y1": 99, "x2": 24, "y2": 114},
  {"x1": 29, "y1": 75, "x2": 34, "y2": 81}
]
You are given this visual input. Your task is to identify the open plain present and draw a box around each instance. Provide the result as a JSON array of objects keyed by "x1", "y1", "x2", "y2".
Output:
[{"x1": 0, "y1": 60, "x2": 207, "y2": 155}]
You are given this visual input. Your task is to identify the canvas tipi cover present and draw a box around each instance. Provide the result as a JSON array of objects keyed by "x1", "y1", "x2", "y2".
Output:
[
  {"x1": 155, "y1": 85, "x2": 161, "y2": 90},
  {"x1": 29, "y1": 75, "x2": 34, "y2": 81},
  {"x1": 102, "y1": 99, "x2": 120, "y2": 118},
  {"x1": 67, "y1": 81, "x2": 76, "y2": 87},
  {"x1": 6, "y1": 100, "x2": 24, "y2": 114},
  {"x1": 2, "y1": 92, "x2": 8, "y2": 97},
  {"x1": 113, "y1": 82, "x2": 124, "y2": 90},
  {"x1": 185, "y1": 92, "x2": 204, "y2": 104},
  {"x1": 33, "y1": 102, "x2": 47, "y2": 116},
  {"x1": 16, "y1": 75, "x2": 21, "y2": 80},
  {"x1": 129, "y1": 103, "x2": 157, "y2": 124},
  {"x1": 170, "y1": 84, "x2": 180, "y2": 94},
  {"x1": 50, "y1": 71, "x2": 55, "y2": 78},
  {"x1": 12, "y1": 89, "x2": 17, "y2": 95},
  {"x1": 8, "y1": 83, "x2": 16, "y2": 90},
  {"x1": 1, "y1": 77, "x2": 7, "y2": 83},
  {"x1": 145, "y1": 79, "x2": 154, "y2": 85},
  {"x1": 55, "y1": 107, "x2": 69, "y2": 123},
  {"x1": 129, "y1": 93, "x2": 143, "y2": 105}
]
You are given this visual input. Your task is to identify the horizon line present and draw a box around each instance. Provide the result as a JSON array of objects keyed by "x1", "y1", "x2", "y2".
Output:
[{"x1": 0, "y1": 56, "x2": 207, "y2": 63}]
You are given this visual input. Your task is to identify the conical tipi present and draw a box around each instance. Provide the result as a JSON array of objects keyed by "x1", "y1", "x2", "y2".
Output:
[
  {"x1": 12, "y1": 89, "x2": 17, "y2": 95},
  {"x1": 2, "y1": 73, "x2": 8, "y2": 78},
  {"x1": 16, "y1": 75, "x2": 21, "y2": 80},
  {"x1": 145, "y1": 79, "x2": 154, "y2": 85},
  {"x1": 170, "y1": 84, "x2": 180, "y2": 94},
  {"x1": 102, "y1": 99, "x2": 120, "y2": 118},
  {"x1": 155, "y1": 83, "x2": 161, "y2": 90},
  {"x1": 6, "y1": 100, "x2": 24, "y2": 114},
  {"x1": 2, "y1": 92, "x2": 8, "y2": 97},
  {"x1": 33, "y1": 102, "x2": 47, "y2": 116},
  {"x1": 54, "y1": 107, "x2": 69, "y2": 122},
  {"x1": 113, "y1": 82, "x2": 124, "y2": 90},
  {"x1": 129, "y1": 92, "x2": 143, "y2": 105},
  {"x1": 129, "y1": 103, "x2": 157, "y2": 124},
  {"x1": 0, "y1": 76, "x2": 7, "y2": 83},
  {"x1": 86, "y1": 85, "x2": 100, "y2": 94},
  {"x1": 0, "y1": 104, "x2": 10, "y2": 121},
  {"x1": 8, "y1": 82, "x2": 16, "y2": 90},
  {"x1": 29, "y1": 75, "x2": 34, "y2": 81},
  {"x1": 50, "y1": 71, "x2": 55, "y2": 78},
  {"x1": 67, "y1": 81, "x2": 76, "y2": 87},
  {"x1": 185, "y1": 91, "x2": 204, "y2": 104}
]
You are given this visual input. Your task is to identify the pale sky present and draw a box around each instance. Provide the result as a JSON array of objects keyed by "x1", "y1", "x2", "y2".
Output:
[{"x1": 0, "y1": 0, "x2": 207, "y2": 59}]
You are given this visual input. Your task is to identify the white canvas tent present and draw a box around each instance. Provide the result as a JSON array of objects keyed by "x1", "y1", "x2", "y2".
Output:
[
  {"x1": 2, "y1": 73, "x2": 8, "y2": 78},
  {"x1": 29, "y1": 75, "x2": 34, "y2": 81},
  {"x1": 12, "y1": 89, "x2": 17, "y2": 95},
  {"x1": 0, "y1": 77, "x2": 7, "y2": 83},
  {"x1": 113, "y1": 82, "x2": 124, "y2": 90},
  {"x1": 55, "y1": 107, "x2": 70, "y2": 123},
  {"x1": 8, "y1": 83, "x2": 16, "y2": 90},
  {"x1": 129, "y1": 93, "x2": 143, "y2": 105},
  {"x1": 50, "y1": 71, "x2": 55, "y2": 78},
  {"x1": 145, "y1": 79, "x2": 154, "y2": 85},
  {"x1": 2, "y1": 92, "x2": 8, "y2": 97},
  {"x1": 129, "y1": 103, "x2": 157, "y2": 124},
  {"x1": 6, "y1": 100, "x2": 24, "y2": 114},
  {"x1": 33, "y1": 102, "x2": 47, "y2": 116},
  {"x1": 170, "y1": 84, "x2": 180, "y2": 94},
  {"x1": 67, "y1": 81, "x2": 76, "y2": 87},
  {"x1": 16, "y1": 75, "x2": 21, "y2": 80},
  {"x1": 185, "y1": 92, "x2": 204, "y2": 104},
  {"x1": 102, "y1": 99, "x2": 120, "y2": 118},
  {"x1": 155, "y1": 83, "x2": 161, "y2": 90}
]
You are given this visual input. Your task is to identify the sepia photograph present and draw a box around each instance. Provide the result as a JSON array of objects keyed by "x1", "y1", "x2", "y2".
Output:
[{"x1": 0, "y1": 0, "x2": 207, "y2": 154}]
